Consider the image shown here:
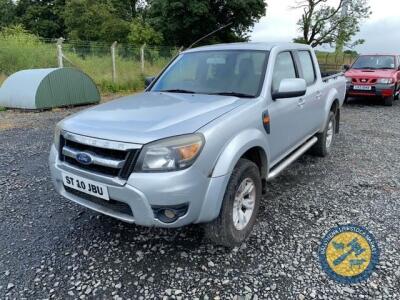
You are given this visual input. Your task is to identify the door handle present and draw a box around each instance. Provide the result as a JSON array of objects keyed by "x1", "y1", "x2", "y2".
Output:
[
  {"x1": 298, "y1": 98, "x2": 305, "y2": 107},
  {"x1": 316, "y1": 91, "x2": 322, "y2": 100}
]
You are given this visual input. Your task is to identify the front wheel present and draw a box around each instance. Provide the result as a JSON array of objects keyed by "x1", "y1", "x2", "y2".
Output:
[
  {"x1": 384, "y1": 96, "x2": 394, "y2": 106},
  {"x1": 310, "y1": 111, "x2": 336, "y2": 157},
  {"x1": 204, "y1": 159, "x2": 261, "y2": 248}
]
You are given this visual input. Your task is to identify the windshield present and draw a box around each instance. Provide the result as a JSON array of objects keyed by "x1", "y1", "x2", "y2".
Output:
[
  {"x1": 151, "y1": 50, "x2": 269, "y2": 97},
  {"x1": 352, "y1": 55, "x2": 396, "y2": 70}
]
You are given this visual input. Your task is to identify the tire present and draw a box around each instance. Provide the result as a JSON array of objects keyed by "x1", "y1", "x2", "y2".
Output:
[
  {"x1": 204, "y1": 159, "x2": 261, "y2": 248},
  {"x1": 310, "y1": 111, "x2": 336, "y2": 157},
  {"x1": 394, "y1": 85, "x2": 399, "y2": 100},
  {"x1": 384, "y1": 96, "x2": 394, "y2": 106}
]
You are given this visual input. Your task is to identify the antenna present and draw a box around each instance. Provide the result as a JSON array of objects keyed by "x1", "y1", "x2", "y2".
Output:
[{"x1": 187, "y1": 22, "x2": 233, "y2": 50}]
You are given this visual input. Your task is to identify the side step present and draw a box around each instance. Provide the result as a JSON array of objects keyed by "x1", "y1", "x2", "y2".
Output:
[{"x1": 267, "y1": 137, "x2": 318, "y2": 181}]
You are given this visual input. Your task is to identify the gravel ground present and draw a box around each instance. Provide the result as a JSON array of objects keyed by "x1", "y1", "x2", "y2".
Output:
[{"x1": 0, "y1": 98, "x2": 399, "y2": 300}]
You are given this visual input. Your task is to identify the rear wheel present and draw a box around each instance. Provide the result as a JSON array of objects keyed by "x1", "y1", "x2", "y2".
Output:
[
  {"x1": 310, "y1": 111, "x2": 336, "y2": 157},
  {"x1": 384, "y1": 96, "x2": 394, "y2": 106},
  {"x1": 204, "y1": 159, "x2": 261, "y2": 248}
]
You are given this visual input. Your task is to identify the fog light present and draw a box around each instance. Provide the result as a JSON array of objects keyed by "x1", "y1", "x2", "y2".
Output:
[
  {"x1": 164, "y1": 209, "x2": 176, "y2": 219},
  {"x1": 152, "y1": 204, "x2": 189, "y2": 224}
]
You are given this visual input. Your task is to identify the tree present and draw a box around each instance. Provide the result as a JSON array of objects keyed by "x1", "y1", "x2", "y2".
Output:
[
  {"x1": 15, "y1": 0, "x2": 66, "y2": 38},
  {"x1": 64, "y1": 0, "x2": 130, "y2": 42},
  {"x1": 128, "y1": 18, "x2": 163, "y2": 46},
  {"x1": 110, "y1": 0, "x2": 147, "y2": 21},
  {"x1": 293, "y1": 0, "x2": 371, "y2": 48},
  {"x1": 0, "y1": 0, "x2": 16, "y2": 28},
  {"x1": 148, "y1": 0, "x2": 267, "y2": 47}
]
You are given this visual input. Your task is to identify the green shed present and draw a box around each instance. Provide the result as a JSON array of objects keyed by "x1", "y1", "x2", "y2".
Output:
[{"x1": 0, "y1": 68, "x2": 100, "y2": 109}]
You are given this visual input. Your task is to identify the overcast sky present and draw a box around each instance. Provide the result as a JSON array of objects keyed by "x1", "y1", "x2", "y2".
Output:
[{"x1": 250, "y1": 0, "x2": 400, "y2": 53}]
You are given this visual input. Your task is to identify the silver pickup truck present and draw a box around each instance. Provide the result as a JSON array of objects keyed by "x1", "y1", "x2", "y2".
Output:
[{"x1": 49, "y1": 42, "x2": 345, "y2": 247}]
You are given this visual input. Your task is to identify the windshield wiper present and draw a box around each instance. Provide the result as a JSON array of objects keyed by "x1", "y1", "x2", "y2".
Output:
[
  {"x1": 210, "y1": 92, "x2": 254, "y2": 98},
  {"x1": 159, "y1": 89, "x2": 196, "y2": 94}
]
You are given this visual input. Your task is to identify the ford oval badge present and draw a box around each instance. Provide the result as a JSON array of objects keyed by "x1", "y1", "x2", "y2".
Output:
[{"x1": 76, "y1": 152, "x2": 93, "y2": 165}]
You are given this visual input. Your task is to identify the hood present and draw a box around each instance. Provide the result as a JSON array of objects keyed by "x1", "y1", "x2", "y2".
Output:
[
  {"x1": 60, "y1": 92, "x2": 244, "y2": 144},
  {"x1": 346, "y1": 69, "x2": 397, "y2": 78}
]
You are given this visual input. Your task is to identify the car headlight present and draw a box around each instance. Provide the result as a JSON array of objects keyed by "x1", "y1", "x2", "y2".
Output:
[
  {"x1": 53, "y1": 124, "x2": 61, "y2": 150},
  {"x1": 135, "y1": 134, "x2": 205, "y2": 172},
  {"x1": 346, "y1": 77, "x2": 352, "y2": 83},
  {"x1": 377, "y1": 78, "x2": 394, "y2": 84}
]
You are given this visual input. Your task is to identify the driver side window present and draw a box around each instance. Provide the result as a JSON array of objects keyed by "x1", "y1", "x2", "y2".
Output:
[{"x1": 272, "y1": 52, "x2": 297, "y2": 92}]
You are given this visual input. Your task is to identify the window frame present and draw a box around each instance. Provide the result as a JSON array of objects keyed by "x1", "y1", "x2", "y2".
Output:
[
  {"x1": 271, "y1": 50, "x2": 300, "y2": 94},
  {"x1": 294, "y1": 50, "x2": 317, "y2": 87}
]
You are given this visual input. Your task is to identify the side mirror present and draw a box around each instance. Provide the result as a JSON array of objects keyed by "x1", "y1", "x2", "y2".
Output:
[
  {"x1": 272, "y1": 78, "x2": 307, "y2": 100},
  {"x1": 343, "y1": 64, "x2": 350, "y2": 71},
  {"x1": 145, "y1": 76, "x2": 156, "y2": 88}
]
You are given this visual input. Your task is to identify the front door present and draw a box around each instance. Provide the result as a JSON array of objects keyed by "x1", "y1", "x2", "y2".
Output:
[{"x1": 267, "y1": 51, "x2": 309, "y2": 164}]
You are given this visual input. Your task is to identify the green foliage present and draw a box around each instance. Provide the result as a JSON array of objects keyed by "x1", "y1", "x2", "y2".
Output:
[
  {"x1": 128, "y1": 18, "x2": 163, "y2": 46},
  {"x1": 148, "y1": 0, "x2": 267, "y2": 47},
  {"x1": 294, "y1": 0, "x2": 371, "y2": 48},
  {"x1": 110, "y1": 0, "x2": 147, "y2": 21},
  {"x1": 0, "y1": 0, "x2": 16, "y2": 28},
  {"x1": 64, "y1": 0, "x2": 130, "y2": 43},
  {"x1": 0, "y1": 25, "x2": 57, "y2": 75},
  {"x1": 0, "y1": 25, "x2": 172, "y2": 94},
  {"x1": 15, "y1": 0, "x2": 66, "y2": 38}
]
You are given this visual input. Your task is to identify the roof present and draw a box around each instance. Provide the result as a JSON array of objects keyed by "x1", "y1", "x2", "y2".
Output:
[{"x1": 184, "y1": 42, "x2": 312, "y2": 53}]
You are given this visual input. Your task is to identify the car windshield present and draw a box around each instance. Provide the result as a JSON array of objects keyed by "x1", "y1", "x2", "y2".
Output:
[
  {"x1": 352, "y1": 55, "x2": 396, "y2": 70},
  {"x1": 151, "y1": 50, "x2": 269, "y2": 98}
]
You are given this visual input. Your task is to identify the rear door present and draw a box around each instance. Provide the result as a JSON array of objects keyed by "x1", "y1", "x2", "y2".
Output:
[
  {"x1": 294, "y1": 50, "x2": 324, "y2": 134},
  {"x1": 267, "y1": 51, "x2": 309, "y2": 163}
]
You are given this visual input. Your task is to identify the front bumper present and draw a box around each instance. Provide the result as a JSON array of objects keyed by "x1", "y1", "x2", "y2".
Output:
[
  {"x1": 49, "y1": 145, "x2": 229, "y2": 228},
  {"x1": 346, "y1": 83, "x2": 395, "y2": 97}
]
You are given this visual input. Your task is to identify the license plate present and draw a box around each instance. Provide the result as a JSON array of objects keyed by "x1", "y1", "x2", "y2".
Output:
[
  {"x1": 62, "y1": 172, "x2": 110, "y2": 200},
  {"x1": 353, "y1": 85, "x2": 372, "y2": 91}
]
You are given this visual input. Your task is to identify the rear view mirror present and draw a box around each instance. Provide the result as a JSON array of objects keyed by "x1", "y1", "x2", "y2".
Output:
[
  {"x1": 272, "y1": 78, "x2": 307, "y2": 100},
  {"x1": 145, "y1": 76, "x2": 156, "y2": 88},
  {"x1": 343, "y1": 64, "x2": 350, "y2": 71}
]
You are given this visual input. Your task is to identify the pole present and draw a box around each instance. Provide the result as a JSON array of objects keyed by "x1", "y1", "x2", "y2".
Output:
[
  {"x1": 111, "y1": 41, "x2": 118, "y2": 83},
  {"x1": 140, "y1": 44, "x2": 146, "y2": 73},
  {"x1": 57, "y1": 38, "x2": 64, "y2": 68}
]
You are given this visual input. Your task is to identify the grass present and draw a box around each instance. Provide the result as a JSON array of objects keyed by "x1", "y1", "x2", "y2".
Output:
[
  {"x1": 0, "y1": 29, "x2": 174, "y2": 95},
  {"x1": 0, "y1": 73, "x2": 6, "y2": 86}
]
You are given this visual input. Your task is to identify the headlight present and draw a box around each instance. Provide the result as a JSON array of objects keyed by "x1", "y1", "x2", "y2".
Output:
[
  {"x1": 346, "y1": 77, "x2": 352, "y2": 83},
  {"x1": 135, "y1": 134, "x2": 205, "y2": 172},
  {"x1": 53, "y1": 124, "x2": 61, "y2": 150},
  {"x1": 377, "y1": 78, "x2": 394, "y2": 84}
]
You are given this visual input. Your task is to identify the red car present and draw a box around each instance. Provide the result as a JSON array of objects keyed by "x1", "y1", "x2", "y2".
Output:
[{"x1": 345, "y1": 54, "x2": 400, "y2": 106}]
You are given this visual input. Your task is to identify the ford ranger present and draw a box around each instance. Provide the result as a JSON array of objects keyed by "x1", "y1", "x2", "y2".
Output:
[
  {"x1": 49, "y1": 43, "x2": 346, "y2": 247},
  {"x1": 345, "y1": 54, "x2": 400, "y2": 106}
]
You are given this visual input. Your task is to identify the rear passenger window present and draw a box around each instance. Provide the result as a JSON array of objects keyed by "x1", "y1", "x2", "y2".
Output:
[
  {"x1": 272, "y1": 52, "x2": 297, "y2": 92},
  {"x1": 298, "y1": 51, "x2": 316, "y2": 85}
]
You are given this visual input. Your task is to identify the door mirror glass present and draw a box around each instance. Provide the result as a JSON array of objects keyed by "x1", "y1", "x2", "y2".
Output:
[
  {"x1": 145, "y1": 76, "x2": 156, "y2": 88},
  {"x1": 272, "y1": 78, "x2": 307, "y2": 100},
  {"x1": 343, "y1": 64, "x2": 350, "y2": 71}
]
